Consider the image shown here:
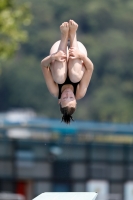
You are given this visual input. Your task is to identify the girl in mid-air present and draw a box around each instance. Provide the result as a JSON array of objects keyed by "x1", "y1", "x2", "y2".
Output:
[{"x1": 41, "y1": 20, "x2": 94, "y2": 124}]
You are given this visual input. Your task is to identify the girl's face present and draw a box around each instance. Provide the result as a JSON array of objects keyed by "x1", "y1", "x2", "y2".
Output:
[{"x1": 59, "y1": 88, "x2": 77, "y2": 108}]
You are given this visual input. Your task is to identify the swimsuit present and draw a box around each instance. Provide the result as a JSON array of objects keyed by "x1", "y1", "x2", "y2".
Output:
[{"x1": 58, "y1": 76, "x2": 79, "y2": 99}]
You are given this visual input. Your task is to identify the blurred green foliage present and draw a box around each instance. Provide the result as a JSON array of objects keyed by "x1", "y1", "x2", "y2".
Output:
[
  {"x1": 0, "y1": 0, "x2": 133, "y2": 122},
  {"x1": 0, "y1": 0, "x2": 32, "y2": 59}
]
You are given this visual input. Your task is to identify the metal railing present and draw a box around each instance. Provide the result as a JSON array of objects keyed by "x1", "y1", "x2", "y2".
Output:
[
  {"x1": 0, "y1": 193, "x2": 25, "y2": 200},
  {"x1": 97, "y1": 194, "x2": 122, "y2": 200}
]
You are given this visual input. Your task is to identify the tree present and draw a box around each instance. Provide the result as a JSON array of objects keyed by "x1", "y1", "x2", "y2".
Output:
[{"x1": 0, "y1": 0, "x2": 32, "y2": 60}]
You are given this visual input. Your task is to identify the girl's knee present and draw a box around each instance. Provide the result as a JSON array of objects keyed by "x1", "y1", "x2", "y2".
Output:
[
  {"x1": 54, "y1": 73, "x2": 67, "y2": 84},
  {"x1": 68, "y1": 63, "x2": 85, "y2": 83},
  {"x1": 69, "y1": 71, "x2": 82, "y2": 83}
]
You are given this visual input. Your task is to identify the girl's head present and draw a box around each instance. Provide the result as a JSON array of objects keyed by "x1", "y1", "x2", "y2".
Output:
[{"x1": 58, "y1": 88, "x2": 77, "y2": 124}]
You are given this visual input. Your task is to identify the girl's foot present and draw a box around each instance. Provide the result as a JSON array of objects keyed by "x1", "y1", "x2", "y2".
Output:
[
  {"x1": 69, "y1": 20, "x2": 78, "y2": 37},
  {"x1": 60, "y1": 22, "x2": 69, "y2": 38}
]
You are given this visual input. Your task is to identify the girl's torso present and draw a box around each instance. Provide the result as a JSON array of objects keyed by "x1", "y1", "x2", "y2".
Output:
[{"x1": 58, "y1": 76, "x2": 80, "y2": 99}]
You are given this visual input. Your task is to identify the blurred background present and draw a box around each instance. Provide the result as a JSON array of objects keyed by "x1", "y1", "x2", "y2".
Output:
[{"x1": 0, "y1": 0, "x2": 133, "y2": 200}]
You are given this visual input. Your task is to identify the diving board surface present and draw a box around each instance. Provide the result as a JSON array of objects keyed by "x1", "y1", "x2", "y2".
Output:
[{"x1": 33, "y1": 192, "x2": 97, "y2": 200}]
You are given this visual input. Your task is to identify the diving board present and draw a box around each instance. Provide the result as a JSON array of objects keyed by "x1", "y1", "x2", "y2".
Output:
[{"x1": 33, "y1": 192, "x2": 97, "y2": 200}]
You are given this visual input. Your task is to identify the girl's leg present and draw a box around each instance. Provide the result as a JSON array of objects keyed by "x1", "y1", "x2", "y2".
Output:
[
  {"x1": 49, "y1": 22, "x2": 69, "y2": 84},
  {"x1": 68, "y1": 20, "x2": 87, "y2": 83}
]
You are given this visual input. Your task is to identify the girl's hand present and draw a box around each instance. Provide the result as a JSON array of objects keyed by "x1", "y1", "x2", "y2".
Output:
[
  {"x1": 51, "y1": 50, "x2": 67, "y2": 62},
  {"x1": 69, "y1": 47, "x2": 83, "y2": 59}
]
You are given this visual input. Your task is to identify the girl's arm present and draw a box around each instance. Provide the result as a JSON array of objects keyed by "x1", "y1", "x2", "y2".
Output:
[
  {"x1": 41, "y1": 51, "x2": 67, "y2": 97},
  {"x1": 41, "y1": 55, "x2": 58, "y2": 97},
  {"x1": 76, "y1": 53, "x2": 94, "y2": 99},
  {"x1": 41, "y1": 50, "x2": 67, "y2": 67}
]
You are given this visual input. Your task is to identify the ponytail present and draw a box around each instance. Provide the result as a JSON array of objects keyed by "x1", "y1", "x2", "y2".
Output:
[{"x1": 60, "y1": 105, "x2": 75, "y2": 124}]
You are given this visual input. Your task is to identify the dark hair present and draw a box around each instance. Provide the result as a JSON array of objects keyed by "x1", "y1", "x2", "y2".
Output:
[{"x1": 60, "y1": 105, "x2": 76, "y2": 124}]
